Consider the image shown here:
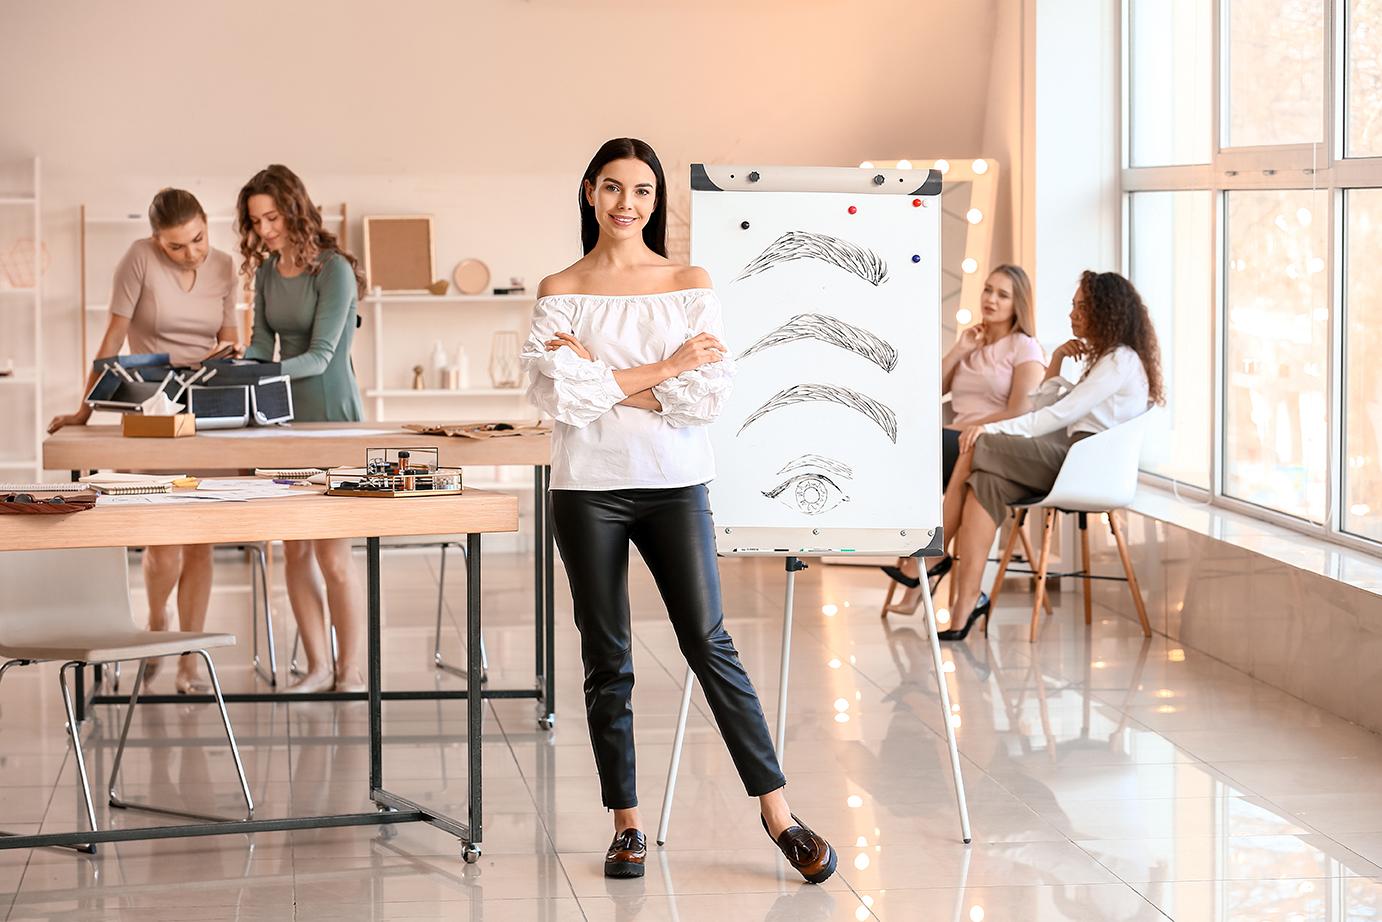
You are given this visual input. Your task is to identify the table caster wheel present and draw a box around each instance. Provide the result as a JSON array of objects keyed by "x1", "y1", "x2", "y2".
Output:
[
  {"x1": 538, "y1": 714, "x2": 555, "y2": 731},
  {"x1": 462, "y1": 843, "x2": 482, "y2": 864}
]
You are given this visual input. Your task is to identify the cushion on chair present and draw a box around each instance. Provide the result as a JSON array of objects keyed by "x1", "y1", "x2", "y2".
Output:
[{"x1": 0, "y1": 630, "x2": 235, "y2": 664}]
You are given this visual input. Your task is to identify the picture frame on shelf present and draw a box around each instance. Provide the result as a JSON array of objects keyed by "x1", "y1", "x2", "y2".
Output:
[{"x1": 363, "y1": 215, "x2": 435, "y2": 293}]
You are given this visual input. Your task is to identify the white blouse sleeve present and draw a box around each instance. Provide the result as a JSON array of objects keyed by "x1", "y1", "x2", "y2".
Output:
[
  {"x1": 652, "y1": 290, "x2": 737, "y2": 428},
  {"x1": 522, "y1": 297, "x2": 628, "y2": 428},
  {"x1": 983, "y1": 348, "x2": 1137, "y2": 438}
]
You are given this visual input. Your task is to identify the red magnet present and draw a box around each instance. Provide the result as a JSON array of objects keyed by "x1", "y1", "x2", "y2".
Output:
[
  {"x1": 848, "y1": 205, "x2": 857, "y2": 215},
  {"x1": 912, "y1": 198, "x2": 924, "y2": 207}
]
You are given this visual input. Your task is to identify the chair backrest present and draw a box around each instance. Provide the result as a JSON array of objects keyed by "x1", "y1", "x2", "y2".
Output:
[
  {"x1": 1039, "y1": 409, "x2": 1156, "y2": 512},
  {"x1": 0, "y1": 547, "x2": 134, "y2": 645}
]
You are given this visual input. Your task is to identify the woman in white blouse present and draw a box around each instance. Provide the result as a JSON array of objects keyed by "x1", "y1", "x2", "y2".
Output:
[
  {"x1": 522, "y1": 138, "x2": 836, "y2": 884},
  {"x1": 938, "y1": 270, "x2": 1164, "y2": 640}
]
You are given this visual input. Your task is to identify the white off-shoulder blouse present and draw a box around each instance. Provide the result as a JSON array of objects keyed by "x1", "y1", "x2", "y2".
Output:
[{"x1": 521, "y1": 288, "x2": 736, "y2": 490}]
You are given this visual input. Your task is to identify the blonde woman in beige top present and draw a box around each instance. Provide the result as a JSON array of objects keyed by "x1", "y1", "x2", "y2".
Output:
[{"x1": 48, "y1": 188, "x2": 241, "y2": 694}]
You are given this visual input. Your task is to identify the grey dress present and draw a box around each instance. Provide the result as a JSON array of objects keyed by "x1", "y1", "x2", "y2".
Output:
[{"x1": 245, "y1": 252, "x2": 364, "y2": 422}]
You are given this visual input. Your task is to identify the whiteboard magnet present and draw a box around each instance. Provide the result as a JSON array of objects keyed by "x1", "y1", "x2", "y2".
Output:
[
  {"x1": 812, "y1": 529, "x2": 819, "y2": 535},
  {"x1": 740, "y1": 221, "x2": 750, "y2": 230},
  {"x1": 912, "y1": 255, "x2": 921, "y2": 263},
  {"x1": 872, "y1": 174, "x2": 885, "y2": 186},
  {"x1": 848, "y1": 205, "x2": 857, "y2": 215},
  {"x1": 748, "y1": 171, "x2": 761, "y2": 182},
  {"x1": 912, "y1": 199, "x2": 922, "y2": 207}
]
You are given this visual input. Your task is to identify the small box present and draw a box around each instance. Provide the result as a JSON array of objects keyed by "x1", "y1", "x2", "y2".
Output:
[{"x1": 121, "y1": 413, "x2": 196, "y2": 438}]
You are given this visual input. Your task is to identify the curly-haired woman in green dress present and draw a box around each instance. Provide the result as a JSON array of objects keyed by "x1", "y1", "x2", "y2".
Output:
[{"x1": 237, "y1": 164, "x2": 367, "y2": 693}]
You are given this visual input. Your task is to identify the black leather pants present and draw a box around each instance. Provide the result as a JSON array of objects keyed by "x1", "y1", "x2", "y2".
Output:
[{"x1": 551, "y1": 484, "x2": 787, "y2": 810}]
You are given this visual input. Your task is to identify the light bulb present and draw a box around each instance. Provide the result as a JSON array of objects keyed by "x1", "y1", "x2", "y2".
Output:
[
  {"x1": 961, "y1": 257, "x2": 978, "y2": 274},
  {"x1": 854, "y1": 853, "x2": 871, "y2": 870},
  {"x1": 822, "y1": 603, "x2": 839, "y2": 616},
  {"x1": 934, "y1": 159, "x2": 951, "y2": 174},
  {"x1": 972, "y1": 159, "x2": 989, "y2": 175},
  {"x1": 828, "y1": 658, "x2": 841, "y2": 669},
  {"x1": 834, "y1": 698, "x2": 849, "y2": 712},
  {"x1": 956, "y1": 308, "x2": 973, "y2": 324},
  {"x1": 858, "y1": 161, "x2": 874, "y2": 169},
  {"x1": 966, "y1": 208, "x2": 983, "y2": 224},
  {"x1": 847, "y1": 795, "x2": 863, "y2": 808}
]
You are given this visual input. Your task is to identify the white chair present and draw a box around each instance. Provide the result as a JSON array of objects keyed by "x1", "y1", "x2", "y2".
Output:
[
  {"x1": 987, "y1": 410, "x2": 1156, "y2": 643},
  {"x1": 0, "y1": 547, "x2": 253, "y2": 853}
]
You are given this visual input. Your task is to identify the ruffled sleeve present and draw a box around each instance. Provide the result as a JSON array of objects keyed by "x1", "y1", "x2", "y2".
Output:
[
  {"x1": 522, "y1": 296, "x2": 628, "y2": 428},
  {"x1": 652, "y1": 290, "x2": 737, "y2": 428}
]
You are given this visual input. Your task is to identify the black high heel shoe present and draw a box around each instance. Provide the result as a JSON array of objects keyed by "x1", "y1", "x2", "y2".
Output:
[
  {"x1": 881, "y1": 555, "x2": 953, "y2": 590},
  {"x1": 936, "y1": 592, "x2": 990, "y2": 641}
]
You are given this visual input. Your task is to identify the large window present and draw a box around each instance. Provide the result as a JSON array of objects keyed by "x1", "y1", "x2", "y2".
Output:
[
  {"x1": 1129, "y1": 191, "x2": 1213, "y2": 488},
  {"x1": 1225, "y1": 0, "x2": 1326, "y2": 147},
  {"x1": 1223, "y1": 190, "x2": 1329, "y2": 520},
  {"x1": 1128, "y1": 0, "x2": 1212, "y2": 166},
  {"x1": 1127, "y1": 1, "x2": 1382, "y2": 553},
  {"x1": 1347, "y1": 0, "x2": 1382, "y2": 157},
  {"x1": 1344, "y1": 190, "x2": 1382, "y2": 540}
]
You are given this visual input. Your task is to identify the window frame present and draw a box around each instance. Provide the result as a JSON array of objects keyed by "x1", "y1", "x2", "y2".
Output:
[{"x1": 1122, "y1": 0, "x2": 1382, "y2": 558}]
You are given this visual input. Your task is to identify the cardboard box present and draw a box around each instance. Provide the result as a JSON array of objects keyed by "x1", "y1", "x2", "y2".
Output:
[{"x1": 121, "y1": 413, "x2": 196, "y2": 438}]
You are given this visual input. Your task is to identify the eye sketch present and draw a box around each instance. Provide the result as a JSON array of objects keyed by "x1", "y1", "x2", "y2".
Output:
[
  {"x1": 735, "y1": 231, "x2": 889, "y2": 286},
  {"x1": 737, "y1": 313, "x2": 898, "y2": 373},
  {"x1": 763, "y1": 471, "x2": 849, "y2": 516},
  {"x1": 776, "y1": 453, "x2": 854, "y2": 480},
  {"x1": 738, "y1": 383, "x2": 898, "y2": 443}
]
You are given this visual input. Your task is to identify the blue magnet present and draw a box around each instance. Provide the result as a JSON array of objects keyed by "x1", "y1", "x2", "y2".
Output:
[{"x1": 911, "y1": 254, "x2": 921, "y2": 263}]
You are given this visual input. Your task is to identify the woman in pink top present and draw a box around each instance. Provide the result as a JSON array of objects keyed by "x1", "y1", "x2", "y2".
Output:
[
  {"x1": 883, "y1": 264, "x2": 1044, "y2": 592},
  {"x1": 48, "y1": 189, "x2": 240, "y2": 694}
]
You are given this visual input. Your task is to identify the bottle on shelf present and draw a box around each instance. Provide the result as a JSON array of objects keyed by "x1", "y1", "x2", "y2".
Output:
[
  {"x1": 452, "y1": 344, "x2": 469, "y2": 390},
  {"x1": 430, "y1": 339, "x2": 449, "y2": 390}
]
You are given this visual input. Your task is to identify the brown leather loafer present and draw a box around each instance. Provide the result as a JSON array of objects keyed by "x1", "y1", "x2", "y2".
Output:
[
  {"x1": 604, "y1": 828, "x2": 646, "y2": 878},
  {"x1": 763, "y1": 814, "x2": 837, "y2": 884}
]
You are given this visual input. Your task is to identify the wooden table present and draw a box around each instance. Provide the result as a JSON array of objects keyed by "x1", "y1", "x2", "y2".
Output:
[
  {"x1": 0, "y1": 485, "x2": 518, "y2": 860},
  {"x1": 42, "y1": 423, "x2": 558, "y2": 731}
]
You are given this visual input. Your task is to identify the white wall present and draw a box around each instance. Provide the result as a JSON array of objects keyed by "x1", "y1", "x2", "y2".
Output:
[
  {"x1": 1031, "y1": 0, "x2": 1121, "y2": 344},
  {"x1": 0, "y1": 0, "x2": 1014, "y2": 464}
]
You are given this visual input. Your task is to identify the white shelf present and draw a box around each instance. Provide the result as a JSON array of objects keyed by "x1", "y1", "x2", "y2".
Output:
[
  {"x1": 366, "y1": 388, "x2": 525, "y2": 398},
  {"x1": 86, "y1": 213, "x2": 344, "y2": 225},
  {"x1": 86, "y1": 301, "x2": 249, "y2": 314},
  {"x1": 0, "y1": 287, "x2": 38, "y2": 295},
  {"x1": 0, "y1": 459, "x2": 39, "y2": 468},
  {"x1": 464, "y1": 479, "x2": 536, "y2": 492},
  {"x1": 366, "y1": 293, "x2": 533, "y2": 304},
  {"x1": 0, "y1": 196, "x2": 35, "y2": 205},
  {"x1": 0, "y1": 372, "x2": 36, "y2": 385}
]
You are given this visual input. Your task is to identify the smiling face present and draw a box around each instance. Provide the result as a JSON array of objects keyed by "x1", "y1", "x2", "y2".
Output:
[
  {"x1": 246, "y1": 193, "x2": 287, "y2": 253},
  {"x1": 154, "y1": 217, "x2": 209, "y2": 269},
  {"x1": 980, "y1": 270, "x2": 1016, "y2": 326},
  {"x1": 584, "y1": 158, "x2": 657, "y2": 244}
]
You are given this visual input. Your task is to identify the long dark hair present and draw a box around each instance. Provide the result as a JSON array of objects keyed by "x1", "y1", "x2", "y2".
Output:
[
  {"x1": 1078, "y1": 270, "x2": 1165, "y2": 405},
  {"x1": 579, "y1": 138, "x2": 668, "y2": 256},
  {"x1": 236, "y1": 164, "x2": 366, "y2": 297}
]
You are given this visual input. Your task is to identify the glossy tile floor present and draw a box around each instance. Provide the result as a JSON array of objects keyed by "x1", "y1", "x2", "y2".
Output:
[{"x1": 2, "y1": 545, "x2": 1382, "y2": 920}]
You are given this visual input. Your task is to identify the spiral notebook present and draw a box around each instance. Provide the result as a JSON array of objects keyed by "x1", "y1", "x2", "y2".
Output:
[{"x1": 80, "y1": 473, "x2": 183, "y2": 495}]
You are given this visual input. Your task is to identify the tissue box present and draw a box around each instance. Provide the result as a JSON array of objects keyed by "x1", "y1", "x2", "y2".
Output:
[{"x1": 121, "y1": 413, "x2": 196, "y2": 438}]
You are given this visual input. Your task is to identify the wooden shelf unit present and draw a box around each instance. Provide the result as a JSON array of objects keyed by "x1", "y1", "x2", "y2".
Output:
[{"x1": 1, "y1": 158, "x2": 43, "y2": 479}]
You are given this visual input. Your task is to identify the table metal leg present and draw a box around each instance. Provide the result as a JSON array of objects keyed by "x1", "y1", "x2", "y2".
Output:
[
  {"x1": 533, "y1": 465, "x2": 550, "y2": 729},
  {"x1": 541, "y1": 465, "x2": 556, "y2": 730},
  {"x1": 467, "y1": 531, "x2": 484, "y2": 856}
]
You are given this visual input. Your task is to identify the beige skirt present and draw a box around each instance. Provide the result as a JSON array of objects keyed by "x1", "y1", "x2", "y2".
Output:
[{"x1": 967, "y1": 430, "x2": 1082, "y2": 526}]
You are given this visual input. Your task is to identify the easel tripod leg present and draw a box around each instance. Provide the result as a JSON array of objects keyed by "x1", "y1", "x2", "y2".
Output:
[{"x1": 919, "y1": 574, "x2": 972, "y2": 844}]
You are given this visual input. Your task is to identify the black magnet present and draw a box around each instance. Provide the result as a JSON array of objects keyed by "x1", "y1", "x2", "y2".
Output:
[{"x1": 741, "y1": 221, "x2": 750, "y2": 230}]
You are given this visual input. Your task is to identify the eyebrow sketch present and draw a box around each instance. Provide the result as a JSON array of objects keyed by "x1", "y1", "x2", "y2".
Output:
[
  {"x1": 735, "y1": 231, "x2": 889, "y2": 286},
  {"x1": 776, "y1": 453, "x2": 855, "y2": 480},
  {"x1": 738, "y1": 383, "x2": 898, "y2": 443},
  {"x1": 737, "y1": 313, "x2": 898, "y2": 372},
  {"x1": 762, "y1": 470, "x2": 850, "y2": 516}
]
